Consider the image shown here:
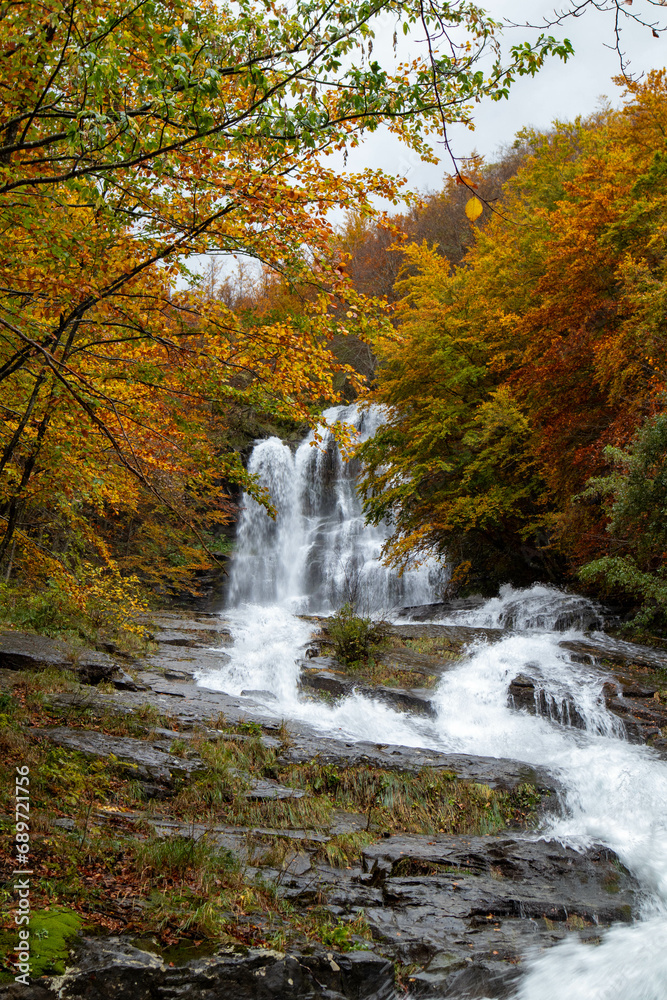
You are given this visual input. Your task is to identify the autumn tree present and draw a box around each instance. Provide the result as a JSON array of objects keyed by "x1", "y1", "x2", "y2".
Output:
[
  {"x1": 338, "y1": 143, "x2": 533, "y2": 311},
  {"x1": 359, "y1": 72, "x2": 667, "y2": 612},
  {"x1": 0, "y1": 0, "x2": 582, "y2": 620}
]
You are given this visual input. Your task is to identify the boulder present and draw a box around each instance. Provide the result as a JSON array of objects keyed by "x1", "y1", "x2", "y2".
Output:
[
  {"x1": 299, "y1": 663, "x2": 437, "y2": 718},
  {"x1": 0, "y1": 631, "x2": 118, "y2": 685},
  {"x1": 353, "y1": 833, "x2": 637, "y2": 991},
  {"x1": 508, "y1": 675, "x2": 586, "y2": 729}
]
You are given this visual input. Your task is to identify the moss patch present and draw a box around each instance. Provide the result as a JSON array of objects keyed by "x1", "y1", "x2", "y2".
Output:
[{"x1": 0, "y1": 908, "x2": 84, "y2": 982}]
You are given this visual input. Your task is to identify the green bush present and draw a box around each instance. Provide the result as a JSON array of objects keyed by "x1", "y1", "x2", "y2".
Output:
[
  {"x1": 326, "y1": 603, "x2": 387, "y2": 665},
  {"x1": 0, "y1": 563, "x2": 150, "y2": 646},
  {"x1": 579, "y1": 556, "x2": 667, "y2": 632},
  {"x1": 579, "y1": 410, "x2": 667, "y2": 634}
]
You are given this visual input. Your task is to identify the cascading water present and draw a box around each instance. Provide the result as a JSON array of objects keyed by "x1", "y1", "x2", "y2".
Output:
[
  {"x1": 227, "y1": 404, "x2": 443, "y2": 613},
  {"x1": 196, "y1": 408, "x2": 667, "y2": 1000},
  {"x1": 433, "y1": 582, "x2": 607, "y2": 632}
]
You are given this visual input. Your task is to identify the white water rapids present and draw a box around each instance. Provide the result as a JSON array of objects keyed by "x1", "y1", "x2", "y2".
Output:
[{"x1": 197, "y1": 405, "x2": 667, "y2": 1000}]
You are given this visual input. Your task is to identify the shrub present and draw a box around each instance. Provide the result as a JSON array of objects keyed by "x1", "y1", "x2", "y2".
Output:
[
  {"x1": 326, "y1": 603, "x2": 387, "y2": 664},
  {"x1": 0, "y1": 561, "x2": 150, "y2": 643}
]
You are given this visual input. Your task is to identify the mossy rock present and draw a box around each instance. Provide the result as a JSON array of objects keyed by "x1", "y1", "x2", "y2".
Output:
[{"x1": 0, "y1": 907, "x2": 83, "y2": 982}]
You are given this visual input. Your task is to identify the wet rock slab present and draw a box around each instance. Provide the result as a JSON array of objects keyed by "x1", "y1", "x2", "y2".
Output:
[
  {"x1": 299, "y1": 660, "x2": 437, "y2": 717},
  {"x1": 151, "y1": 628, "x2": 228, "y2": 648},
  {"x1": 396, "y1": 598, "x2": 488, "y2": 621},
  {"x1": 603, "y1": 687, "x2": 667, "y2": 751},
  {"x1": 362, "y1": 833, "x2": 636, "y2": 922},
  {"x1": 278, "y1": 732, "x2": 559, "y2": 797},
  {"x1": 555, "y1": 635, "x2": 667, "y2": 750},
  {"x1": 0, "y1": 631, "x2": 130, "y2": 686},
  {"x1": 11, "y1": 938, "x2": 394, "y2": 1000},
  {"x1": 245, "y1": 778, "x2": 306, "y2": 801},
  {"x1": 507, "y1": 674, "x2": 587, "y2": 730},
  {"x1": 385, "y1": 622, "x2": 506, "y2": 645},
  {"x1": 561, "y1": 634, "x2": 667, "y2": 672},
  {"x1": 30, "y1": 727, "x2": 203, "y2": 787},
  {"x1": 357, "y1": 833, "x2": 637, "y2": 994},
  {"x1": 376, "y1": 646, "x2": 456, "y2": 677}
]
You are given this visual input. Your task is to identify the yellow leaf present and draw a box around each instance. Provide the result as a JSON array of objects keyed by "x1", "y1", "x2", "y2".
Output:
[{"x1": 465, "y1": 197, "x2": 483, "y2": 221}]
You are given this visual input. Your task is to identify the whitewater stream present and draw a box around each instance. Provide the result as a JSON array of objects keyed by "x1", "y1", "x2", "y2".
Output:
[{"x1": 198, "y1": 405, "x2": 667, "y2": 1000}]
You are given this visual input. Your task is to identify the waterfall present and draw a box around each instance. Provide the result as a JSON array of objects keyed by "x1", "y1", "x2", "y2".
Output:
[
  {"x1": 226, "y1": 403, "x2": 445, "y2": 614},
  {"x1": 196, "y1": 405, "x2": 667, "y2": 1000}
]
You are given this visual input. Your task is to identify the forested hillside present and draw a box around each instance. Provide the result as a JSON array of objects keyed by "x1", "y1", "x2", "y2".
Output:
[
  {"x1": 0, "y1": 0, "x2": 575, "y2": 641},
  {"x1": 356, "y1": 73, "x2": 667, "y2": 633},
  {"x1": 1, "y1": 0, "x2": 665, "y2": 642}
]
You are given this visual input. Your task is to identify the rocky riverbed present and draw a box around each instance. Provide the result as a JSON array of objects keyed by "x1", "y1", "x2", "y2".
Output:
[{"x1": 1, "y1": 609, "x2": 666, "y2": 999}]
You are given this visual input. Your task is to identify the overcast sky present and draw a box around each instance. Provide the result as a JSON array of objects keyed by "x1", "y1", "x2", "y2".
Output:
[
  {"x1": 338, "y1": 0, "x2": 667, "y2": 195},
  {"x1": 190, "y1": 3, "x2": 667, "y2": 281}
]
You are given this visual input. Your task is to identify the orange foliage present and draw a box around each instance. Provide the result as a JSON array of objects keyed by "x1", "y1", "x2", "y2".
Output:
[{"x1": 359, "y1": 72, "x2": 667, "y2": 595}]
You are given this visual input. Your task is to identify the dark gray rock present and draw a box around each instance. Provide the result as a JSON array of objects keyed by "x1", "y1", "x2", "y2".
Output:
[
  {"x1": 0, "y1": 986, "x2": 55, "y2": 1000},
  {"x1": 153, "y1": 628, "x2": 225, "y2": 647},
  {"x1": 299, "y1": 663, "x2": 436, "y2": 718},
  {"x1": 601, "y1": 687, "x2": 667, "y2": 750},
  {"x1": 366, "y1": 685, "x2": 436, "y2": 717},
  {"x1": 24, "y1": 938, "x2": 394, "y2": 1000},
  {"x1": 507, "y1": 674, "x2": 535, "y2": 713},
  {"x1": 440, "y1": 962, "x2": 519, "y2": 999},
  {"x1": 112, "y1": 669, "x2": 148, "y2": 692},
  {"x1": 299, "y1": 664, "x2": 351, "y2": 698},
  {"x1": 148, "y1": 613, "x2": 232, "y2": 639},
  {"x1": 144, "y1": 644, "x2": 231, "y2": 681},
  {"x1": 397, "y1": 598, "x2": 488, "y2": 621},
  {"x1": 241, "y1": 689, "x2": 277, "y2": 701},
  {"x1": 53, "y1": 817, "x2": 76, "y2": 830},
  {"x1": 376, "y1": 647, "x2": 456, "y2": 678},
  {"x1": 324, "y1": 833, "x2": 639, "y2": 994},
  {"x1": 362, "y1": 834, "x2": 635, "y2": 911},
  {"x1": 330, "y1": 810, "x2": 369, "y2": 835},
  {"x1": 359, "y1": 834, "x2": 636, "y2": 965},
  {"x1": 408, "y1": 951, "x2": 471, "y2": 995},
  {"x1": 284, "y1": 850, "x2": 312, "y2": 876},
  {"x1": 245, "y1": 779, "x2": 306, "y2": 801},
  {"x1": 508, "y1": 675, "x2": 586, "y2": 730},
  {"x1": 0, "y1": 631, "x2": 117, "y2": 685},
  {"x1": 561, "y1": 635, "x2": 667, "y2": 671},
  {"x1": 385, "y1": 623, "x2": 506, "y2": 645}
]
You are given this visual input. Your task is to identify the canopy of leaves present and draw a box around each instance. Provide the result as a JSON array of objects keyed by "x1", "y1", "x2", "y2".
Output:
[
  {"x1": 358, "y1": 72, "x2": 667, "y2": 610},
  {"x1": 0, "y1": 0, "x2": 576, "y2": 615}
]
